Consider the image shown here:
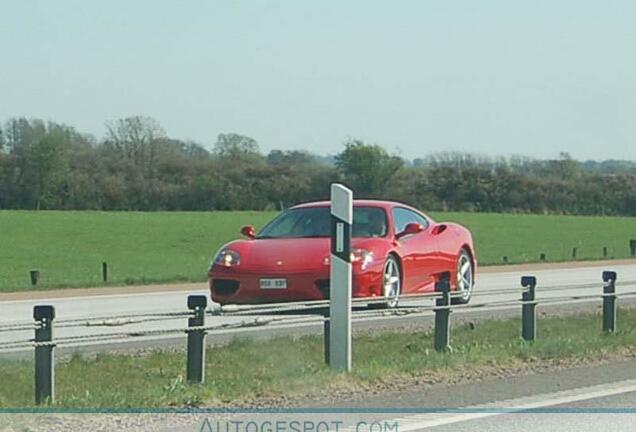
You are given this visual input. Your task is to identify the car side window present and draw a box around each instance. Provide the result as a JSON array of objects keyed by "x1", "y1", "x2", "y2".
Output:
[{"x1": 392, "y1": 207, "x2": 429, "y2": 234}]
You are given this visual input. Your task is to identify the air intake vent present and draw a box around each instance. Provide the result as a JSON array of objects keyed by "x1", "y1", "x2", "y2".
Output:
[{"x1": 212, "y1": 279, "x2": 239, "y2": 296}]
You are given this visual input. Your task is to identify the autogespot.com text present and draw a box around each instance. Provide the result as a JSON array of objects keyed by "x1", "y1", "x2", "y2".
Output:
[{"x1": 199, "y1": 419, "x2": 399, "y2": 432}]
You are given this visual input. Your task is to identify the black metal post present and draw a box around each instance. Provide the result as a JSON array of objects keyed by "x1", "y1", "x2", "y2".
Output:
[
  {"x1": 602, "y1": 271, "x2": 617, "y2": 333},
  {"x1": 434, "y1": 274, "x2": 451, "y2": 352},
  {"x1": 521, "y1": 276, "x2": 537, "y2": 341},
  {"x1": 630, "y1": 240, "x2": 636, "y2": 257},
  {"x1": 323, "y1": 318, "x2": 330, "y2": 366},
  {"x1": 34, "y1": 305, "x2": 55, "y2": 405},
  {"x1": 186, "y1": 295, "x2": 207, "y2": 383},
  {"x1": 102, "y1": 262, "x2": 108, "y2": 282},
  {"x1": 30, "y1": 270, "x2": 40, "y2": 286},
  {"x1": 572, "y1": 247, "x2": 577, "y2": 259}
]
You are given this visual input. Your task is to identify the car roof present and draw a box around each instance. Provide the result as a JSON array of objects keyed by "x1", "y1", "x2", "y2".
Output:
[{"x1": 291, "y1": 199, "x2": 414, "y2": 211}]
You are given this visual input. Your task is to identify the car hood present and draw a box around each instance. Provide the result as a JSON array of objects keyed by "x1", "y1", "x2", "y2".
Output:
[{"x1": 221, "y1": 237, "x2": 388, "y2": 271}]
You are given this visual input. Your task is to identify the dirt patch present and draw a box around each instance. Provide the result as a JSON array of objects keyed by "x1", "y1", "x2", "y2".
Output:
[
  {"x1": 478, "y1": 258, "x2": 636, "y2": 274},
  {"x1": 0, "y1": 281, "x2": 208, "y2": 301}
]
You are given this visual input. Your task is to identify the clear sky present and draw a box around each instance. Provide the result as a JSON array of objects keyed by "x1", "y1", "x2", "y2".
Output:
[{"x1": 1, "y1": 1, "x2": 634, "y2": 160}]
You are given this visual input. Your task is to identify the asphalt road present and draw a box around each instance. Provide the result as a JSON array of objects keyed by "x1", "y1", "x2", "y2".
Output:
[
  {"x1": 280, "y1": 359, "x2": 636, "y2": 432},
  {"x1": 372, "y1": 360, "x2": 636, "y2": 432},
  {"x1": 1, "y1": 262, "x2": 635, "y2": 357},
  {"x1": 422, "y1": 391, "x2": 636, "y2": 432}
]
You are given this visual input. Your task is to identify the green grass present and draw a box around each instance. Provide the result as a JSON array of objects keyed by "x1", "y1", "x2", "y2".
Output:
[
  {"x1": 435, "y1": 211, "x2": 636, "y2": 266},
  {"x1": 0, "y1": 210, "x2": 634, "y2": 292},
  {"x1": 0, "y1": 211, "x2": 275, "y2": 292},
  {"x1": 1, "y1": 309, "x2": 635, "y2": 408}
]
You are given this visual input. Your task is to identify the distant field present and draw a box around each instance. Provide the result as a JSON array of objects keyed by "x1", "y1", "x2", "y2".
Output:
[{"x1": 0, "y1": 210, "x2": 634, "y2": 292}]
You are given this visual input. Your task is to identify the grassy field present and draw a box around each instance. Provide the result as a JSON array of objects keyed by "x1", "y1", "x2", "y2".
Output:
[
  {"x1": 0, "y1": 309, "x2": 635, "y2": 407},
  {"x1": 0, "y1": 210, "x2": 634, "y2": 292}
]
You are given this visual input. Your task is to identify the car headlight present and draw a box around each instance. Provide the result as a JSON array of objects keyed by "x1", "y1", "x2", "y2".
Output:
[
  {"x1": 213, "y1": 249, "x2": 241, "y2": 268},
  {"x1": 350, "y1": 249, "x2": 374, "y2": 270}
]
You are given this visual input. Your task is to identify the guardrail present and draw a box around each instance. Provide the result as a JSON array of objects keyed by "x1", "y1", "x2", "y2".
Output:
[{"x1": 1, "y1": 270, "x2": 635, "y2": 404}]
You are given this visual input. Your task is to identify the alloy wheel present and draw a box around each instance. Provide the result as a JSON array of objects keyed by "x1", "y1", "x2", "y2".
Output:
[
  {"x1": 383, "y1": 257, "x2": 401, "y2": 308},
  {"x1": 456, "y1": 252, "x2": 473, "y2": 303}
]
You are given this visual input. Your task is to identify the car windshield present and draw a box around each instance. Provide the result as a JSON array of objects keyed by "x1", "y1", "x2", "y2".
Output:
[{"x1": 257, "y1": 206, "x2": 387, "y2": 239}]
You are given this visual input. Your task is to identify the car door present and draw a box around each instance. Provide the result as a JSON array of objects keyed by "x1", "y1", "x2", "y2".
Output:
[{"x1": 392, "y1": 207, "x2": 440, "y2": 293}]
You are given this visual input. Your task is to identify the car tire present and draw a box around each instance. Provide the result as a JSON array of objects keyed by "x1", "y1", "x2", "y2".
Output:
[
  {"x1": 382, "y1": 255, "x2": 401, "y2": 308},
  {"x1": 452, "y1": 249, "x2": 473, "y2": 305}
]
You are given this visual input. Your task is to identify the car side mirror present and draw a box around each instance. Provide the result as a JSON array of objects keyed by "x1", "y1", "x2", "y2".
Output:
[
  {"x1": 240, "y1": 225, "x2": 256, "y2": 239},
  {"x1": 396, "y1": 222, "x2": 424, "y2": 239}
]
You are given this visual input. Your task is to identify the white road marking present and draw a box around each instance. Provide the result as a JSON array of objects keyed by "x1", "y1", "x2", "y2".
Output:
[{"x1": 384, "y1": 379, "x2": 636, "y2": 430}]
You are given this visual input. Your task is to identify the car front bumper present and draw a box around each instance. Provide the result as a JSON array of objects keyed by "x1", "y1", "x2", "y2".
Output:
[{"x1": 209, "y1": 264, "x2": 384, "y2": 305}]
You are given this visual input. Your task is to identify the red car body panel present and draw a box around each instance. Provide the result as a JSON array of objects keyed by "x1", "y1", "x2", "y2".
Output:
[{"x1": 208, "y1": 200, "x2": 475, "y2": 305}]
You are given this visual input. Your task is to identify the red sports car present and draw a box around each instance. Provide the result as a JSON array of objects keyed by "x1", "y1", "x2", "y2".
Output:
[{"x1": 208, "y1": 200, "x2": 475, "y2": 307}]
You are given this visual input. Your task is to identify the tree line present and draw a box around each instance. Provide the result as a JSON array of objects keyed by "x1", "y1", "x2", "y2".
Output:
[{"x1": 0, "y1": 116, "x2": 635, "y2": 216}]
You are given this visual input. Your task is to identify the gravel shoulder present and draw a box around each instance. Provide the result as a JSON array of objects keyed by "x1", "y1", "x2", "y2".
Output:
[{"x1": 253, "y1": 351, "x2": 636, "y2": 409}]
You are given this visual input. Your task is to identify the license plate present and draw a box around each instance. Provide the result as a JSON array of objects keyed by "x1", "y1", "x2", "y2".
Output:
[{"x1": 260, "y1": 278, "x2": 287, "y2": 289}]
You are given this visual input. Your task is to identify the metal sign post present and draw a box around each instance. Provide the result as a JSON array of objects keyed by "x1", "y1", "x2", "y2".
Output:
[
  {"x1": 186, "y1": 295, "x2": 207, "y2": 383},
  {"x1": 521, "y1": 276, "x2": 537, "y2": 341},
  {"x1": 34, "y1": 305, "x2": 55, "y2": 404},
  {"x1": 602, "y1": 271, "x2": 617, "y2": 333},
  {"x1": 329, "y1": 183, "x2": 352, "y2": 372}
]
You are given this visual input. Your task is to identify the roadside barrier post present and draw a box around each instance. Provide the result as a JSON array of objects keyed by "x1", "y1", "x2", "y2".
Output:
[
  {"x1": 602, "y1": 271, "x2": 617, "y2": 333},
  {"x1": 34, "y1": 305, "x2": 55, "y2": 405},
  {"x1": 186, "y1": 295, "x2": 207, "y2": 384},
  {"x1": 30, "y1": 270, "x2": 40, "y2": 286},
  {"x1": 521, "y1": 276, "x2": 537, "y2": 341},
  {"x1": 329, "y1": 183, "x2": 353, "y2": 372},
  {"x1": 434, "y1": 276, "x2": 451, "y2": 352},
  {"x1": 102, "y1": 262, "x2": 108, "y2": 282},
  {"x1": 323, "y1": 318, "x2": 330, "y2": 365},
  {"x1": 630, "y1": 240, "x2": 636, "y2": 257}
]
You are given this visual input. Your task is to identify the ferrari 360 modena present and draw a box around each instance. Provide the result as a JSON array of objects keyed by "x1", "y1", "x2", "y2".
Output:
[{"x1": 208, "y1": 200, "x2": 476, "y2": 307}]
